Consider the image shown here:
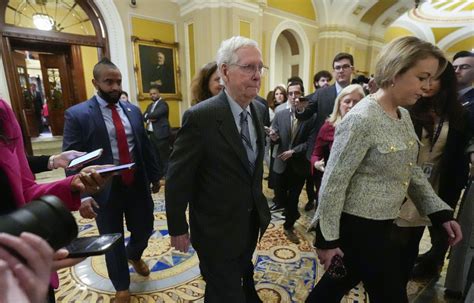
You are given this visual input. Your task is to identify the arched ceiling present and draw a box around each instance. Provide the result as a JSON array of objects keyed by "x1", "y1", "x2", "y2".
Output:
[{"x1": 387, "y1": 0, "x2": 474, "y2": 52}]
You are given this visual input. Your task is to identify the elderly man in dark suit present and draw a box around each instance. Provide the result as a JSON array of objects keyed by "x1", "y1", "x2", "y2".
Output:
[
  {"x1": 165, "y1": 36, "x2": 270, "y2": 303},
  {"x1": 143, "y1": 86, "x2": 171, "y2": 174},
  {"x1": 63, "y1": 58, "x2": 162, "y2": 303}
]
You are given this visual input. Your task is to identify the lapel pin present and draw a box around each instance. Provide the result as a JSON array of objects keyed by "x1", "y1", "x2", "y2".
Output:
[{"x1": 127, "y1": 108, "x2": 131, "y2": 112}]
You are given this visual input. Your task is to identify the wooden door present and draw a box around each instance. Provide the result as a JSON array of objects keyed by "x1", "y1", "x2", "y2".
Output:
[
  {"x1": 39, "y1": 53, "x2": 73, "y2": 136},
  {"x1": 12, "y1": 52, "x2": 40, "y2": 137}
]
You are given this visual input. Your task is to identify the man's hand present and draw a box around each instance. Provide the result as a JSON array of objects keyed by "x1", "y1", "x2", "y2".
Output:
[
  {"x1": 294, "y1": 97, "x2": 309, "y2": 112},
  {"x1": 70, "y1": 165, "x2": 114, "y2": 195},
  {"x1": 170, "y1": 233, "x2": 190, "y2": 253},
  {"x1": 314, "y1": 159, "x2": 325, "y2": 172},
  {"x1": 442, "y1": 220, "x2": 463, "y2": 246},
  {"x1": 53, "y1": 150, "x2": 86, "y2": 169},
  {"x1": 52, "y1": 249, "x2": 85, "y2": 271},
  {"x1": 315, "y1": 247, "x2": 344, "y2": 270},
  {"x1": 79, "y1": 198, "x2": 99, "y2": 219},
  {"x1": 278, "y1": 150, "x2": 294, "y2": 161},
  {"x1": 151, "y1": 181, "x2": 161, "y2": 193},
  {"x1": 265, "y1": 126, "x2": 279, "y2": 142}
]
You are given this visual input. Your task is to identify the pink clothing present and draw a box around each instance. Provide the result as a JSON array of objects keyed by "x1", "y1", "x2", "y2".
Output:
[
  {"x1": 0, "y1": 99, "x2": 80, "y2": 210},
  {"x1": 310, "y1": 121, "x2": 335, "y2": 175},
  {"x1": 43, "y1": 103, "x2": 49, "y2": 117},
  {"x1": 0, "y1": 99, "x2": 80, "y2": 289}
]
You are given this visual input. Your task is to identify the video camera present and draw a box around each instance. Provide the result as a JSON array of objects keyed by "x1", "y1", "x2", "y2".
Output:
[{"x1": 0, "y1": 195, "x2": 78, "y2": 250}]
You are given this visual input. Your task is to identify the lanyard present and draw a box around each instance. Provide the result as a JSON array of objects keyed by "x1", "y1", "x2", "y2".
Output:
[{"x1": 430, "y1": 116, "x2": 444, "y2": 153}]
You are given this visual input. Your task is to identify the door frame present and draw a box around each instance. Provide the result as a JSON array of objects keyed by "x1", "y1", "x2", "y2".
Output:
[{"x1": 0, "y1": 0, "x2": 109, "y2": 154}]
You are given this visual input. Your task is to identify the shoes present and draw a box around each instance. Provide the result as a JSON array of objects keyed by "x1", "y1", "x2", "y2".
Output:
[
  {"x1": 270, "y1": 204, "x2": 284, "y2": 212},
  {"x1": 304, "y1": 201, "x2": 314, "y2": 211},
  {"x1": 115, "y1": 290, "x2": 131, "y2": 303},
  {"x1": 411, "y1": 261, "x2": 441, "y2": 280},
  {"x1": 284, "y1": 228, "x2": 300, "y2": 244},
  {"x1": 128, "y1": 259, "x2": 150, "y2": 276}
]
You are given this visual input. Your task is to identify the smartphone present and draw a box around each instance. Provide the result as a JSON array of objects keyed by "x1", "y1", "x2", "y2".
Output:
[
  {"x1": 67, "y1": 148, "x2": 103, "y2": 170},
  {"x1": 95, "y1": 163, "x2": 135, "y2": 175},
  {"x1": 66, "y1": 233, "x2": 122, "y2": 258}
]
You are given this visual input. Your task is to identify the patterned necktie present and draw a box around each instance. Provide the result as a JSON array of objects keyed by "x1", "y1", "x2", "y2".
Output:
[
  {"x1": 107, "y1": 104, "x2": 134, "y2": 186},
  {"x1": 240, "y1": 110, "x2": 256, "y2": 173},
  {"x1": 291, "y1": 114, "x2": 299, "y2": 142}
]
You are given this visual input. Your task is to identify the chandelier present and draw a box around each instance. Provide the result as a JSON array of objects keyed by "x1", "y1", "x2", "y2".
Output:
[{"x1": 32, "y1": 13, "x2": 55, "y2": 31}]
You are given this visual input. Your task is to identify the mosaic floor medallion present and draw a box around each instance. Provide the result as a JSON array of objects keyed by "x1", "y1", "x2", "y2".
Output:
[{"x1": 55, "y1": 191, "x2": 369, "y2": 302}]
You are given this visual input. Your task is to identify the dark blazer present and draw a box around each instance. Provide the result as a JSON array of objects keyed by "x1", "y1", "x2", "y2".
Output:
[
  {"x1": 165, "y1": 91, "x2": 271, "y2": 259},
  {"x1": 460, "y1": 88, "x2": 474, "y2": 132},
  {"x1": 412, "y1": 110, "x2": 470, "y2": 207},
  {"x1": 32, "y1": 91, "x2": 43, "y2": 116},
  {"x1": 63, "y1": 96, "x2": 162, "y2": 205},
  {"x1": 301, "y1": 85, "x2": 337, "y2": 160},
  {"x1": 255, "y1": 95, "x2": 271, "y2": 127},
  {"x1": 271, "y1": 108, "x2": 316, "y2": 177},
  {"x1": 143, "y1": 99, "x2": 171, "y2": 140}
]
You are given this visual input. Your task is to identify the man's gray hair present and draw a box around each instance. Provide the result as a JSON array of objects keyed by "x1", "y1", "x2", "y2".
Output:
[{"x1": 216, "y1": 36, "x2": 259, "y2": 76}]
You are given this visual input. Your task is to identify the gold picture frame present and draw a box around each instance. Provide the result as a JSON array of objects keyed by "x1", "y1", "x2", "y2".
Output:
[{"x1": 132, "y1": 37, "x2": 181, "y2": 100}]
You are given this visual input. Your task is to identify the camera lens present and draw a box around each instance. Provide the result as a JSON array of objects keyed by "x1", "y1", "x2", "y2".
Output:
[{"x1": 0, "y1": 195, "x2": 78, "y2": 250}]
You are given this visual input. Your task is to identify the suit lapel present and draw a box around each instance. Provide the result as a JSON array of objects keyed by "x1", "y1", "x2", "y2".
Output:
[
  {"x1": 89, "y1": 97, "x2": 113, "y2": 158},
  {"x1": 250, "y1": 102, "x2": 264, "y2": 175},
  {"x1": 216, "y1": 94, "x2": 253, "y2": 175}
]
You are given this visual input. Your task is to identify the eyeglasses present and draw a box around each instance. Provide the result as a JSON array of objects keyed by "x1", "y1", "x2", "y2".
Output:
[
  {"x1": 288, "y1": 91, "x2": 302, "y2": 96},
  {"x1": 453, "y1": 64, "x2": 472, "y2": 71},
  {"x1": 334, "y1": 64, "x2": 353, "y2": 71},
  {"x1": 231, "y1": 63, "x2": 268, "y2": 76}
]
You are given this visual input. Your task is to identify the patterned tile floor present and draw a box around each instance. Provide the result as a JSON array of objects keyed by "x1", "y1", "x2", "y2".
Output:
[{"x1": 35, "y1": 169, "x2": 462, "y2": 303}]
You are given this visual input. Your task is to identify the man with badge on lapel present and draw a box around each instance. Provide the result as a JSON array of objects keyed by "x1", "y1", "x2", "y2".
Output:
[
  {"x1": 165, "y1": 36, "x2": 271, "y2": 303},
  {"x1": 63, "y1": 58, "x2": 162, "y2": 303}
]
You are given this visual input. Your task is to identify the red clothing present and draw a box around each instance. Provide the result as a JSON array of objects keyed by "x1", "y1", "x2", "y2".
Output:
[
  {"x1": 0, "y1": 99, "x2": 80, "y2": 288},
  {"x1": 310, "y1": 121, "x2": 335, "y2": 175}
]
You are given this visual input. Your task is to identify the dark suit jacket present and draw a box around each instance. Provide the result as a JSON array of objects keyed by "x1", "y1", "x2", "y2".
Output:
[
  {"x1": 165, "y1": 90, "x2": 271, "y2": 259},
  {"x1": 143, "y1": 99, "x2": 171, "y2": 140},
  {"x1": 255, "y1": 95, "x2": 271, "y2": 127},
  {"x1": 460, "y1": 87, "x2": 474, "y2": 132},
  {"x1": 31, "y1": 91, "x2": 43, "y2": 116},
  {"x1": 62, "y1": 96, "x2": 162, "y2": 206},
  {"x1": 300, "y1": 84, "x2": 337, "y2": 160},
  {"x1": 412, "y1": 110, "x2": 470, "y2": 207},
  {"x1": 271, "y1": 108, "x2": 316, "y2": 177}
]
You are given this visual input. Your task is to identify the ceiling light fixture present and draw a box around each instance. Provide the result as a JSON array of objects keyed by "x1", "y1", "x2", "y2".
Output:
[{"x1": 32, "y1": 13, "x2": 54, "y2": 31}]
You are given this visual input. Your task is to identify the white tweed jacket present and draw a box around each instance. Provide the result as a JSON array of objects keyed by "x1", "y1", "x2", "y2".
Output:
[{"x1": 311, "y1": 95, "x2": 452, "y2": 242}]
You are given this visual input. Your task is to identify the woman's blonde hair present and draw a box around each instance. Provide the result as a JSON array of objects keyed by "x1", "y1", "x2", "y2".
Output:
[
  {"x1": 327, "y1": 84, "x2": 365, "y2": 126},
  {"x1": 374, "y1": 36, "x2": 447, "y2": 89}
]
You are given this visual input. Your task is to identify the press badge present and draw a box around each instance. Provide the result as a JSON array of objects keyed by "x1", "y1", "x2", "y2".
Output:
[{"x1": 421, "y1": 162, "x2": 434, "y2": 179}]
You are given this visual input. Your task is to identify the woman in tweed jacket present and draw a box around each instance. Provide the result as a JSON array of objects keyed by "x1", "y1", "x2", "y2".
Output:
[{"x1": 305, "y1": 37, "x2": 463, "y2": 303}]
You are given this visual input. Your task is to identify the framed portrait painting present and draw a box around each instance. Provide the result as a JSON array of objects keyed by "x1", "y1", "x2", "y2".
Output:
[{"x1": 133, "y1": 37, "x2": 181, "y2": 100}]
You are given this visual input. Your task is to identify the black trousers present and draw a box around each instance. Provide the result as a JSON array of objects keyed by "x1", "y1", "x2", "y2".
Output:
[
  {"x1": 196, "y1": 212, "x2": 261, "y2": 303},
  {"x1": 275, "y1": 168, "x2": 306, "y2": 229},
  {"x1": 305, "y1": 175, "x2": 315, "y2": 202},
  {"x1": 392, "y1": 225, "x2": 424, "y2": 287},
  {"x1": 306, "y1": 213, "x2": 408, "y2": 303},
  {"x1": 95, "y1": 178, "x2": 154, "y2": 291}
]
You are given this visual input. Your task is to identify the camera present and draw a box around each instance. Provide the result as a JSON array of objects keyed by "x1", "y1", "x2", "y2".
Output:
[{"x1": 0, "y1": 195, "x2": 78, "y2": 250}]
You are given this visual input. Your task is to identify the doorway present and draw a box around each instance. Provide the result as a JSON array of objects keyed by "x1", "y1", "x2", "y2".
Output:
[{"x1": 0, "y1": 0, "x2": 107, "y2": 154}]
